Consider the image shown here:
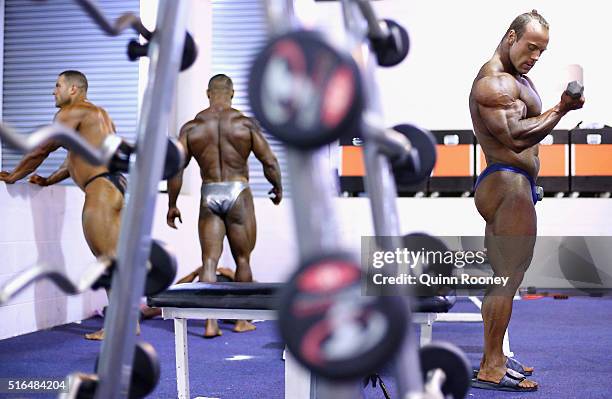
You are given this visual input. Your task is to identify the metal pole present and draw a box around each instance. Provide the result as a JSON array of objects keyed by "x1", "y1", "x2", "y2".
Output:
[
  {"x1": 94, "y1": 1, "x2": 188, "y2": 398},
  {"x1": 287, "y1": 149, "x2": 363, "y2": 399},
  {"x1": 342, "y1": 1, "x2": 425, "y2": 397}
]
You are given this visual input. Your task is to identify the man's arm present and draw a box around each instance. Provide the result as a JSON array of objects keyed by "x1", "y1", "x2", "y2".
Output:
[
  {"x1": 0, "y1": 140, "x2": 61, "y2": 184},
  {"x1": 249, "y1": 119, "x2": 283, "y2": 204},
  {"x1": 167, "y1": 121, "x2": 194, "y2": 228},
  {"x1": 475, "y1": 74, "x2": 584, "y2": 153},
  {"x1": 29, "y1": 157, "x2": 70, "y2": 186},
  {"x1": 0, "y1": 108, "x2": 80, "y2": 184}
]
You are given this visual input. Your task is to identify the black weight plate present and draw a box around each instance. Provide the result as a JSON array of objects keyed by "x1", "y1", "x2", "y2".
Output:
[
  {"x1": 278, "y1": 252, "x2": 407, "y2": 380},
  {"x1": 249, "y1": 30, "x2": 363, "y2": 149},
  {"x1": 145, "y1": 240, "x2": 177, "y2": 296},
  {"x1": 403, "y1": 233, "x2": 453, "y2": 296},
  {"x1": 420, "y1": 341, "x2": 472, "y2": 399},
  {"x1": 393, "y1": 124, "x2": 437, "y2": 185},
  {"x1": 373, "y1": 19, "x2": 410, "y2": 67}
]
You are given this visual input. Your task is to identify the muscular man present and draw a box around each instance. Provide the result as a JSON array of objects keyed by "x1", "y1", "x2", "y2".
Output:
[
  {"x1": 167, "y1": 74, "x2": 282, "y2": 338},
  {"x1": 0, "y1": 70, "x2": 130, "y2": 341},
  {"x1": 469, "y1": 11, "x2": 584, "y2": 392}
]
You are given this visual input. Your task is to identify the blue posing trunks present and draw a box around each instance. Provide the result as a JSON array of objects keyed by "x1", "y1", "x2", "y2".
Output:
[{"x1": 474, "y1": 164, "x2": 543, "y2": 205}]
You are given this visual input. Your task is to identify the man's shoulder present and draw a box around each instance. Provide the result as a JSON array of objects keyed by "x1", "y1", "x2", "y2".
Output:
[
  {"x1": 56, "y1": 101, "x2": 94, "y2": 121},
  {"x1": 473, "y1": 72, "x2": 519, "y2": 107},
  {"x1": 194, "y1": 107, "x2": 212, "y2": 118},
  {"x1": 180, "y1": 118, "x2": 204, "y2": 135}
]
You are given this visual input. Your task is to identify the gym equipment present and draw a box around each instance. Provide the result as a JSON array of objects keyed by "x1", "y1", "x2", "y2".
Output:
[
  {"x1": 0, "y1": 240, "x2": 176, "y2": 304},
  {"x1": 565, "y1": 81, "x2": 584, "y2": 99},
  {"x1": 104, "y1": 136, "x2": 186, "y2": 180},
  {"x1": 420, "y1": 342, "x2": 472, "y2": 399},
  {"x1": 255, "y1": 1, "x2": 471, "y2": 398},
  {"x1": 369, "y1": 19, "x2": 410, "y2": 67},
  {"x1": 64, "y1": 341, "x2": 160, "y2": 399},
  {"x1": 128, "y1": 32, "x2": 197, "y2": 71},
  {"x1": 391, "y1": 124, "x2": 437, "y2": 186},
  {"x1": 349, "y1": 0, "x2": 470, "y2": 394},
  {"x1": 249, "y1": 30, "x2": 363, "y2": 149},
  {"x1": 0, "y1": 1, "x2": 192, "y2": 397},
  {"x1": 402, "y1": 233, "x2": 454, "y2": 296},
  {"x1": 0, "y1": 123, "x2": 185, "y2": 181},
  {"x1": 278, "y1": 253, "x2": 407, "y2": 380}
]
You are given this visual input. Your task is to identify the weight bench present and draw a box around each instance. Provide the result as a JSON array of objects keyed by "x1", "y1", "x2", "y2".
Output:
[{"x1": 148, "y1": 283, "x2": 482, "y2": 399}]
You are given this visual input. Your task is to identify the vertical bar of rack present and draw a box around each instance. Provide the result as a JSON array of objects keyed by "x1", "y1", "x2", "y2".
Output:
[{"x1": 94, "y1": 1, "x2": 188, "y2": 398}]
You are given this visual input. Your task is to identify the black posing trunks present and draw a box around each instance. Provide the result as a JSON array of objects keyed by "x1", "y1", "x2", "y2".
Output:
[{"x1": 83, "y1": 172, "x2": 127, "y2": 196}]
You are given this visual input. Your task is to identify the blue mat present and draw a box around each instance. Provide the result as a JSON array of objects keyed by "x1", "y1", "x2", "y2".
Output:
[{"x1": 0, "y1": 296, "x2": 610, "y2": 398}]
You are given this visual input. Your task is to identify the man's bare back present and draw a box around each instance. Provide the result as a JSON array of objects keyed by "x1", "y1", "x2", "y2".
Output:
[
  {"x1": 57, "y1": 101, "x2": 116, "y2": 188},
  {"x1": 167, "y1": 74, "x2": 282, "y2": 338},
  {"x1": 183, "y1": 107, "x2": 258, "y2": 184}
]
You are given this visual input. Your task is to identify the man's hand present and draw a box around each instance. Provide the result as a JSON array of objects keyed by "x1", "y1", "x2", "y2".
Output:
[
  {"x1": 28, "y1": 174, "x2": 49, "y2": 186},
  {"x1": 167, "y1": 207, "x2": 183, "y2": 229},
  {"x1": 559, "y1": 91, "x2": 585, "y2": 114},
  {"x1": 268, "y1": 187, "x2": 282, "y2": 205},
  {"x1": 0, "y1": 171, "x2": 16, "y2": 184}
]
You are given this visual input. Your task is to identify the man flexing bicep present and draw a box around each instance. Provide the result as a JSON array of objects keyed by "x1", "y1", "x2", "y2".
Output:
[
  {"x1": 474, "y1": 74, "x2": 584, "y2": 153},
  {"x1": 469, "y1": 10, "x2": 584, "y2": 393}
]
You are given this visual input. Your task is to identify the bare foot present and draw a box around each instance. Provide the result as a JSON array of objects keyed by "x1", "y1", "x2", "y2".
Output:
[
  {"x1": 85, "y1": 321, "x2": 140, "y2": 341},
  {"x1": 204, "y1": 319, "x2": 222, "y2": 338},
  {"x1": 85, "y1": 328, "x2": 105, "y2": 341},
  {"x1": 233, "y1": 320, "x2": 256, "y2": 333},
  {"x1": 140, "y1": 305, "x2": 161, "y2": 320}
]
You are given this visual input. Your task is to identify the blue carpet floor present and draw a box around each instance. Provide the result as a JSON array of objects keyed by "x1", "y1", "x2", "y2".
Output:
[{"x1": 0, "y1": 296, "x2": 610, "y2": 398}]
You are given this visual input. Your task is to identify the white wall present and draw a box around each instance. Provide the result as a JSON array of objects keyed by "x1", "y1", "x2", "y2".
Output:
[
  {"x1": 0, "y1": 185, "x2": 106, "y2": 340},
  {"x1": 153, "y1": 195, "x2": 612, "y2": 284},
  {"x1": 307, "y1": 0, "x2": 612, "y2": 130},
  {"x1": 1, "y1": 185, "x2": 612, "y2": 339}
]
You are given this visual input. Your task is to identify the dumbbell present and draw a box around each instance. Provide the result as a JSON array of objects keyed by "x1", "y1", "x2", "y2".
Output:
[
  {"x1": 67, "y1": 341, "x2": 160, "y2": 399},
  {"x1": 0, "y1": 240, "x2": 176, "y2": 305},
  {"x1": 420, "y1": 342, "x2": 472, "y2": 399},
  {"x1": 127, "y1": 31, "x2": 197, "y2": 71},
  {"x1": 369, "y1": 19, "x2": 410, "y2": 67},
  {"x1": 278, "y1": 252, "x2": 408, "y2": 380},
  {"x1": 248, "y1": 30, "x2": 364, "y2": 149},
  {"x1": 103, "y1": 135, "x2": 186, "y2": 180},
  {"x1": 401, "y1": 233, "x2": 455, "y2": 297},
  {"x1": 565, "y1": 81, "x2": 584, "y2": 99},
  {"x1": 391, "y1": 124, "x2": 437, "y2": 186},
  {"x1": 92, "y1": 240, "x2": 177, "y2": 296}
]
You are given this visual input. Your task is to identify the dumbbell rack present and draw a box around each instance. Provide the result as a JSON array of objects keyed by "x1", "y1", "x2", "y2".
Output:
[
  {"x1": 341, "y1": 1, "x2": 427, "y2": 397},
  {"x1": 82, "y1": 2, "x2": 188, "y2": 398},
  {"x1": 0, "y1": 1, "x2": 189, "y2": 398},
  {"x1": 261, "y1": 0, "x2": 429, "y2": 398}
]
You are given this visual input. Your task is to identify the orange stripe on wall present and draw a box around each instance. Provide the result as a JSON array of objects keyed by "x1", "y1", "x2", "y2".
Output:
[
  {"x1": 479, "y1": 146, "x2": 568, "y2": 176},
  {"x1": 574, "y1": 145, "x2": 612, "y2": 175},
  {"x1": 340, "y1": 146, "x2": 365, "y2": 176},
  {"x1": 431, "y1": 145, "x2": 471, "y2": 177},
  {"x1": 539, "y1": 146, "x2": 567, "y2": 176}
]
